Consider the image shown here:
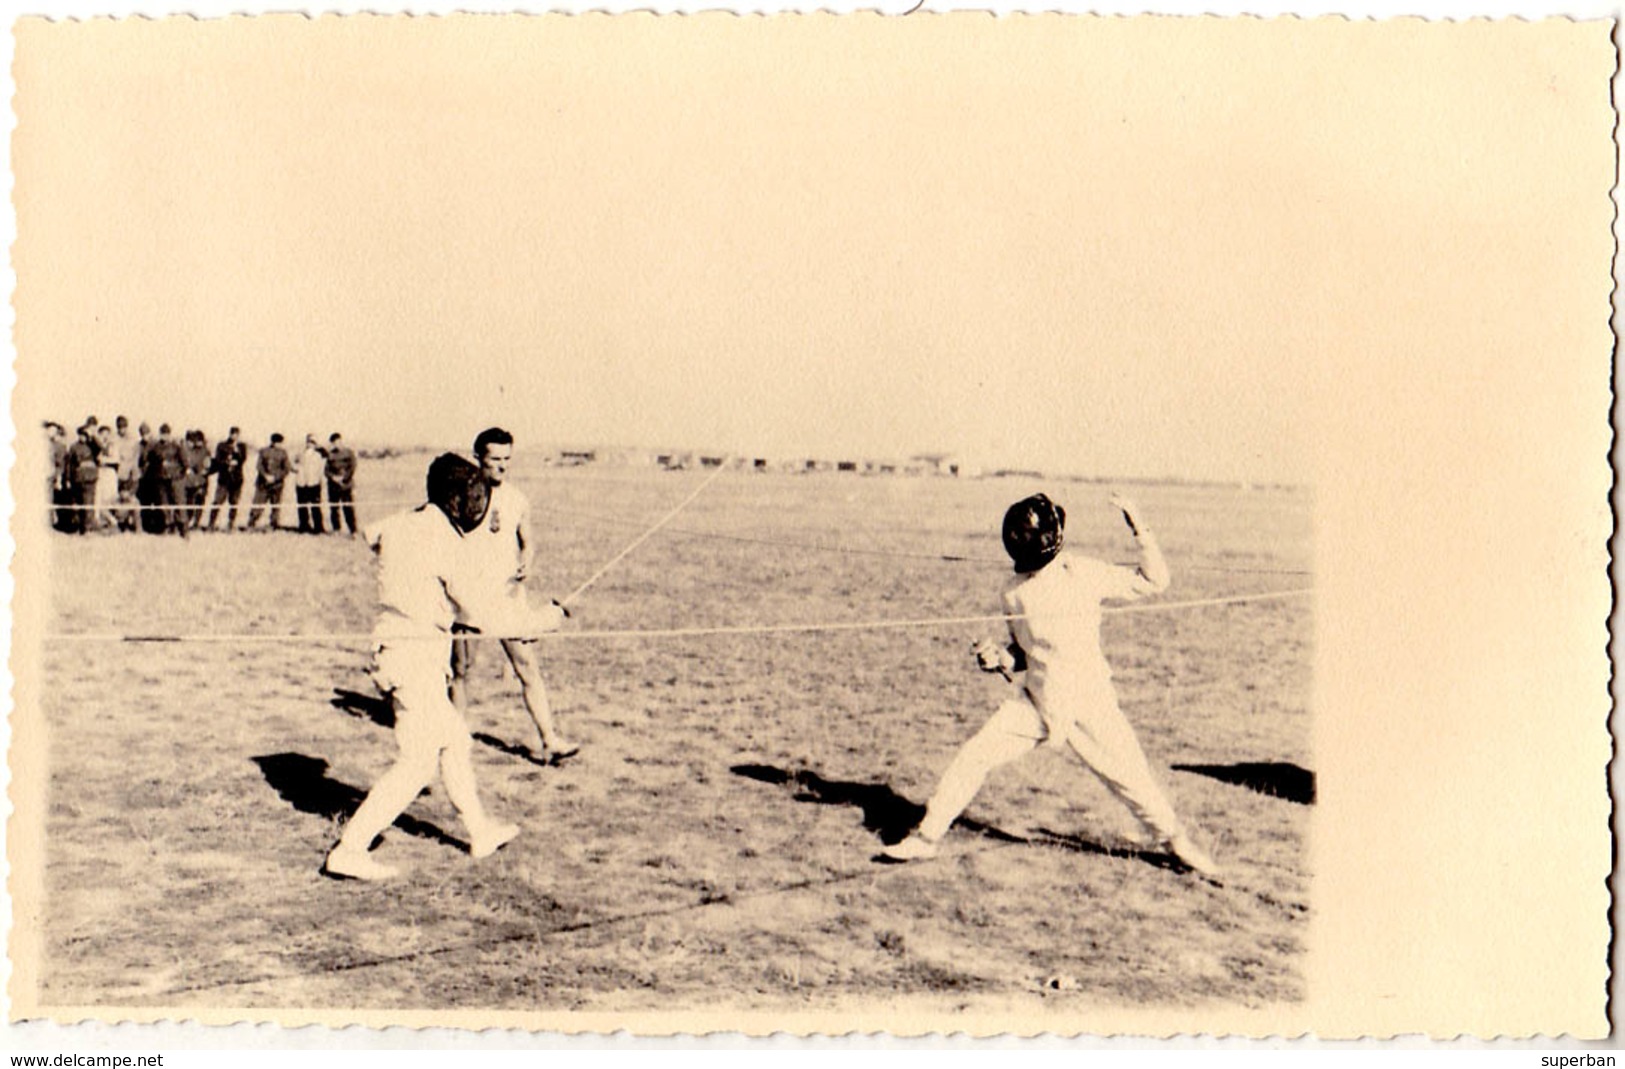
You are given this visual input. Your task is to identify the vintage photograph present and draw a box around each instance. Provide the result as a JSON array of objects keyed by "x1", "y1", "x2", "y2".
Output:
[{"x1": 6, "y1": 11, "x2": 1612, "y2": 1039}]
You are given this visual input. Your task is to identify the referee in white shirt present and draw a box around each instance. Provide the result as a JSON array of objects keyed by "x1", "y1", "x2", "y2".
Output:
[{"x1": 450, "y1": 427, "x2": 580, "y2": 765}]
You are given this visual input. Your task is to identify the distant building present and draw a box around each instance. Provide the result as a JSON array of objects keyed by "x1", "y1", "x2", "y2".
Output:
[{"x1": 912, "y1": 453, "x2": 980, "y2": 477}]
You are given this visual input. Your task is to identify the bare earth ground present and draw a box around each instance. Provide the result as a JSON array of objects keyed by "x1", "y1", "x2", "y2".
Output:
[{"x1": 35, "y1": 457, "x2": 1312, "y2": 1016}]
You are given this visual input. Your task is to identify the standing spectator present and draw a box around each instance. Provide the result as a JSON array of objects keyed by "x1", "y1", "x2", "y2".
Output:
[
  {"x1": 324, "y1": 432, "x2": 358, "y2": 537},
  {"x1": 293, "y1": 434, "x2": 327, "y2": 535},
  {"x1": 246, "y1": 432, "x2": 291, "y2": 531},
  {"x1": 207, "y1": 427, "x2": 249, "y2": 532},
  {"x1": 182, "y1": 429, "x2": 212, "y2": 531},
  {"x1": 93, "y1": 426, "x2": 121, "y2": 531},
  {"x1": 46, "y1": 422, "x2": 69, "y2": 532},
  {"x1": 63, "y1": 423, "x2": 100, "y2": 535},
  {"x1": 143, "y1": 423, "x2": 188, "y2": 538},
  {"x1": 113, "y1": 416, "x2": 141, "y2": 532},
  {"x1": 136, "y1": 422, "x2": 162, "y2": 534}
]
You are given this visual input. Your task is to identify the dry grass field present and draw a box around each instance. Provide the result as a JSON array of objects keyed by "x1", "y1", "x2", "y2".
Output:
[{"x1": 34, "y1": 454, "x2": 1312, "y2": 1017}]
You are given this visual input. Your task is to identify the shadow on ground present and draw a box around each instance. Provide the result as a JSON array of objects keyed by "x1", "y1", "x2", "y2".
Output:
[
  {"x1": 251, "y1": 751, "x2": 465, "y2": 850},
  {"x1": 1171, "y1": 761, "x2": 1315, "y2": 805},
  {"x1": 331, "y1": 687, "x2": 548, "y2": 766},
  {"x1": 471, "y1": 733, "x2": 551, "y2": 767},
  {"x1": 732, "y1": 763, "x2": 1211, "y2": 875},
  {"x1": 734, "y1": 757, "x2": 1027, "y2": 851}
]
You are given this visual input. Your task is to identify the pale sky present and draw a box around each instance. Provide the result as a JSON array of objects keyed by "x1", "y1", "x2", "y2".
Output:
[{"x1": 12, "y1": 15, "x2": 1605, "y2": 482}]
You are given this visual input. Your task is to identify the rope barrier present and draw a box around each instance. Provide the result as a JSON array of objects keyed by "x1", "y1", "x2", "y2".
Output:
[
  {"x1": 589, "y1": 519, "x2": 1005, "y2": 565},
  {"x1": 47, "y1": 492, "x2": 375, "y2": 512},
  {"x1": 45, "y1": 587, "x2": 1312, "y2": 645},
  {"x1": 45, "y1": 506, "x2": 1313, "y2": 578},
  {"x1": 639, "y1": 522, "x2": 1313, "y2": 575},
  {"x1": 45, "y1": 473, "x2": 1313, "y2": 576},
  {"x1": 50, "y1": 495, "x2": 476, "y2": 512},
  {"x1": 558, "y1": 462, "x2": 730, "y2": 607}
]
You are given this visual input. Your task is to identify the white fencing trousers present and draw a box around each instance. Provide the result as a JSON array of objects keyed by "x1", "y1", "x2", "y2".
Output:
[
  {"x1": 916, "y1": 684, "x2": 1185, "y2": 844},
  {"x1": 333, "y1": 642, "x2": 496, "y2": 853}
]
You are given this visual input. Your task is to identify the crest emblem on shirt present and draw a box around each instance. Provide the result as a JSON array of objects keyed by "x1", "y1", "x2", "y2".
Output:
[{"x1": 489, "y1": 507, "x2": 501, "y2": 534}]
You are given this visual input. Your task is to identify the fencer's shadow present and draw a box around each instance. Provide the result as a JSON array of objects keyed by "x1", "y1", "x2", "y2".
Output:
[
  {"x1": 470, "y1": 732, "x2": 552, "y2": 767},
  {"x1": 251, "y1": 752, "x2": 465, "y2": 852},
  {"x1": 731, "y1": 763, "x2": 1199, "y2": 874},
  {"x1": 1171, "y1": 761, "x2": 1316, "y2": 805},
  {"x1": 730, "y1": 763, "x2": 1023, "y2": 848},
  {"x1": 330, "y1": 687, "x2": 550, "y2": 767}
]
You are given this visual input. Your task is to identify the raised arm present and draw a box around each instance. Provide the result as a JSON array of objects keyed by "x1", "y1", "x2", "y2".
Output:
[{"x1": 1108, "y1": 491, "x2": 1170, "y2": 597}]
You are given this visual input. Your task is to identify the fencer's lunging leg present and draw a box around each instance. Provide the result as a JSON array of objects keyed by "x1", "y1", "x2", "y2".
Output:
[
  {"x1": 439, "y1": 733, "x2": 492, "y2": 829},
  {"x1": 1060, "y1": 697, "x2": 1183, "y2": 844},
  {"x1": 440, "y1": 731, "x2": 519, "y2": 858},
  {"x1": 331, "y1": 749, "x2": 439, "y2": 861},
  {"x1": 915, "y1": 698, "x2": 1045, "y2": 842}
]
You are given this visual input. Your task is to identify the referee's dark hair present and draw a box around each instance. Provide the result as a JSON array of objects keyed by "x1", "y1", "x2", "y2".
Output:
[{"x1": 473, "y1": 426, "x2": 514, "y2": 458}]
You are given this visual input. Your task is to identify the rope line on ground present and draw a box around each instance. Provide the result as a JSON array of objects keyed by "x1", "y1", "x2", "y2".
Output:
[
  {"x1": 47, "y1": 587, "x2": 1313, "y2": 645},
  {"x1": 151, "y1": 836, "x2": 1026, "y2": 997},
  {"x1": 151, "y1": 819, "x2": 1305, "y2": 999}
]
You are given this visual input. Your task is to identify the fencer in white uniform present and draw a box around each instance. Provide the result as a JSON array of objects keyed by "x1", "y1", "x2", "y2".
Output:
[
  {"x1": 883, "y1": 492, "x2": 1220, "y2": 878},
  {"x1": 324, "y1": 453, "x2": 565, "y2": 882}
]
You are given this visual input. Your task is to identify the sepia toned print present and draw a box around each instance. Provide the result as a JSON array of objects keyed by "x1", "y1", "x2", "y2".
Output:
[{"x1": 7, "y1": 12, "x2": 1613, "y2": 1038}]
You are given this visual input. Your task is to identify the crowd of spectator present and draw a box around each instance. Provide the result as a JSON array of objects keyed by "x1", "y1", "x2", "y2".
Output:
[{"x1": 46, "y1": 416, "x2": 359, "y2": 537}]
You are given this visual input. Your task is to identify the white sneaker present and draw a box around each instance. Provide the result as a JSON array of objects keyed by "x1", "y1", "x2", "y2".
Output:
[
  {"x1": 880, "y1": 834, "x2": 940, "y2": 862},
  {"x1": 324, "y1": 847, "x2": 400, "y2": 881},
  {"x1": 469, "y1": 821, "x2": 521, "y2": 859},
  {"x1": 1164, "y1": 833, "x2": 1222, "y2": 878}
]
